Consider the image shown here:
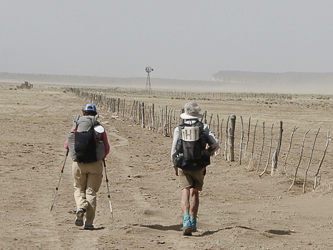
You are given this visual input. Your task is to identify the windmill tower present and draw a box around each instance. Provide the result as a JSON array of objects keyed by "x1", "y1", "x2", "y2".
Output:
[{"x1": 145, "y1": 66, "x2": 153, "y2": 93}]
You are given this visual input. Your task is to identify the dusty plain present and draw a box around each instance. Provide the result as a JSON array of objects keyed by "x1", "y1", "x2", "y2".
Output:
[{"x1": 1, "y1": 82, "x2": 333, "y2": 250}]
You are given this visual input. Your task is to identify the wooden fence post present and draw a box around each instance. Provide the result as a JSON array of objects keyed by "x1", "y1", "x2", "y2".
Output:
[
  {"x1": 313, "y1": 131, "x2": 330, "y2": 190},
  {"x1": 239, "y1": 116, "x2": 244, "y2": 164},
  {"x1": 163, "y1": 105, "x2": 168, "y2": 136},
  {"x1": 141, "y1": 102, "x2": 145, "y2": 128},
  {"x1": 284, "y1": 126, "x2": 299, "y2": 173},
  {"x1": 152, "y1": 104, "x2": 155, "y2": 131},
  {"x1": 249, "y1": 120, "x2": 258, "y2": 168},
  {"x1": 209, "y1": 114, "x2": 213, "y2": 127},
  {"x1": 258, "y1": 122, "x2": 265, "y2": 170},
  {"x1": 138, "y1": 102, "x2": 142, "y2": 125},
  {"x1": 180, "y1": 108, "x2": 184, "y2": 124},
  {"x1": 303, "y1": 128, "x2": 320, "y2": 193},
  {"x1": 123, "y1": 98, "x2": 125, "y2": 118},
  {"x1": 271, "y1": 121, "x2": 283, "y2": 176},
  {"x1": 224, "y1": 116, "x2": 230, "y2": 160},
  {"x1": 217, "y1": 115, "x2": 220, "y2": 139},
  {"x1": 259, "y1": 124, "x2": 274, "y2": 177},
  {"x1": 219, "y1": 118, "x2": 224, "y2": 156},
  {"x1": 203, "y1": 110, "x2": 207, "y2": 124},
  {"x1": 245, "y1": 117, "x2": 251, "y2": 152},
  {"x1": 228, "y1": 115, "x2": 236, "y2": 162},
  {"x1": 289, "y1": 129, "x2": 310, "y2": 190}
]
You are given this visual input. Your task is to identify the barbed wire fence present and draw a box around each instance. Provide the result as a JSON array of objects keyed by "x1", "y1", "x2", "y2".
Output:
[
  {"x1": 68, "y1": 86, "x2": 293, "y2": 100},
  {"x1": 67, "y1": 87, "x2": 331, "y2": 193}
]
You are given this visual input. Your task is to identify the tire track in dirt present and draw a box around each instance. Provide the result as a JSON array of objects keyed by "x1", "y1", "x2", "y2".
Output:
[
  {"x1": 93, "y1": 119, "x2": 203, "y2": 249},
  {"x1": 0, "y1": 88, "x2": 112, "y2": 249},
  {"x1": 65, "y1": 125, "x2": 129, "y2": 249}
]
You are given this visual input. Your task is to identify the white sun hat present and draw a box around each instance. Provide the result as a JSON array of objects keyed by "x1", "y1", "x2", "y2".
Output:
[{"x1": 180, "y1": 101, "x2": 203, "y2": 120}]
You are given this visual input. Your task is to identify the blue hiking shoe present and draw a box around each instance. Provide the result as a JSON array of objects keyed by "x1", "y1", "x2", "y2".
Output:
[
  {"x1": 183, "y1": 214, "x2": 192, "y2": 236},
  {"x1": 75, "y1": 208, "x2": 85, "y2": 226},
  {"x1": 190, "y1": 217, "x2": 197, "y2": 232}
]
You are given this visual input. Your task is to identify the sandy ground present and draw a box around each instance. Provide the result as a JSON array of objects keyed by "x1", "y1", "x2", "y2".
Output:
[{"x1": 1, "y1": 83, "x2": 333, "y2": 250}]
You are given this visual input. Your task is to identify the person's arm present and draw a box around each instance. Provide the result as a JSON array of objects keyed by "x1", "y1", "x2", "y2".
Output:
[
  {"x1": 171, "y1": 127, "x2": 180, "y2": 175},
  {"x1": 100, "y1": 130, "x2": 110, "y2": 158},
  {"x1": 204, "y1": 124, "x2": 220, "y2": 155}
]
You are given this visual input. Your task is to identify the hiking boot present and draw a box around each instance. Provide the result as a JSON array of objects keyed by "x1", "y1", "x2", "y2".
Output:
[
  {"x1": 190, "y1": 217, "x2": 197, "y2": 232},
  {"x1": 183, "y1": 214, "x2": 192, "y2": 236},
  {"x1": 84, "y1": 225, "x2": 94, "y2": 230},
  {"x1": 75, "y1": 208, "x2": 85, "y2": 226}
]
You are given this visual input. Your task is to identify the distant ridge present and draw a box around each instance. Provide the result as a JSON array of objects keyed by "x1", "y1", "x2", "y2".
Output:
[{"x1": 211, "y1": 70, "x2": 333, "y2": 84}]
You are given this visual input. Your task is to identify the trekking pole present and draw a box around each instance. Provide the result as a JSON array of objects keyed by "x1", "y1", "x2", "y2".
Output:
[
  {"x1": 50, "y1": 149, "x2": 69, "y2": 212},
  {"x1": 103, "y1": 160, "x2": 113, "y2": 218}
]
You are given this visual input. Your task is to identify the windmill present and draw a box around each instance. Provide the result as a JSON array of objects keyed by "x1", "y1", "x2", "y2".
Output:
[{"x1": 145, "y1": 66, "x2": 153, "y2": 93}]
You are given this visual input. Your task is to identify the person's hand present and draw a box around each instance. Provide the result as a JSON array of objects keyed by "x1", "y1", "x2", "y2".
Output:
[{"x1": 175, "y1": 169, "x2": 179, "y2": 176}]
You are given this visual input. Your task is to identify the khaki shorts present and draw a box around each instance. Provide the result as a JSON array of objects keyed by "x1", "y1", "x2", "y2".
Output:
[{"x1": 178, "y1": 167, "x2": 206, "y2": 191}]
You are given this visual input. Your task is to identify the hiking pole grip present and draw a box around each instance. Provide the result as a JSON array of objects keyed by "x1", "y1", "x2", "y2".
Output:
[
  {"x1": 50, "y1": 149, "x2": 69, "y2": 212},
  {"x1": 103, "y1": 160, "x2": 113, "y2": 218}
]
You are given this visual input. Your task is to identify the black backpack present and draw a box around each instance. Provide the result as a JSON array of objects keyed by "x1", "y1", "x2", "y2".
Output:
[
  {"x1": 74, "y1": 125, "x2": 97, "y2": 163},
  {"x1": 175, "y1": 121, "x2": 210, "y2": 170},
  {"x1": 68, "y1": 115, "x2": 105, "y2": 163}
]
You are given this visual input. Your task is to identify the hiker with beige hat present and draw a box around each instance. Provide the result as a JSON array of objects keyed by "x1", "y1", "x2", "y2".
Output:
[{"x1": 171, "y1": 101, "x2": 219, "y2": 236}]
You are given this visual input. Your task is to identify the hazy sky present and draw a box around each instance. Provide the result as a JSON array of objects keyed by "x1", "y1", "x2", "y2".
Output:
[{"x1": 1, "y1": 1, "x2": 333, "y2": 80}]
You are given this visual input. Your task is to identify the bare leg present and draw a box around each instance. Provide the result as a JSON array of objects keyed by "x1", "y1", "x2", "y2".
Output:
[
  {"x1": 181, "y1": 187, "x2": 192, "y2": 235},
  {"x1": 181, "y1": 187, "x2": 191, "y2": 215},
  {"x1": 190, "y1": 189, "x2": 199, "y2": 217}
]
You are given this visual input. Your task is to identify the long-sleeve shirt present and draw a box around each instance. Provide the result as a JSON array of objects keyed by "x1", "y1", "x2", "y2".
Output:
[
  {"x1": 171, "y1": 120, "x2": 219, "y2": 166},
  {"x1": 64, "y1": 126, "x2": 110, "y2": 159}
]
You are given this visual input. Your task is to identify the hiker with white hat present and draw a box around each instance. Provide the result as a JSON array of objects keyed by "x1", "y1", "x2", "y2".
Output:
[
  {"x1": 64, "y1": 103, "x2": 110, "y2": 230},
  {"x1": 171, "y1": 101, "x2": 219, "y2": 236}
]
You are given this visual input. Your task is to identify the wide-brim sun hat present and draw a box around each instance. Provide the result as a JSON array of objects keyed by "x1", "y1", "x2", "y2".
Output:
[{"x1": 180, "y1": 101, "x2": 203, "y2": 119}]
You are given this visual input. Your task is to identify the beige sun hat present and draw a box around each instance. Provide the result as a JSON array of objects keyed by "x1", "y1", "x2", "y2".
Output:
[{"x1": 180, "y1": 101, "x2": 203, "y2": 120}]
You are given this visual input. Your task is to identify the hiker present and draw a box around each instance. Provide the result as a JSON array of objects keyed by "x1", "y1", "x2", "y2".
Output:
[
  {"x1": 64, "y1": 104, "x2": 110, "y2": 230},
  {"x1": 171, "y1": 101, "x2": 219, "y2": 236}
]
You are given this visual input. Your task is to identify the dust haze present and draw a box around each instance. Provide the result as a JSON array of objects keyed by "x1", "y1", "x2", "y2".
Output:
[
  {"x1": 0, "y1": 72, "x2": 332, "y2": 95},
  {"x1": 1, "y1": 1, "x2": 333, "y2": 86}
]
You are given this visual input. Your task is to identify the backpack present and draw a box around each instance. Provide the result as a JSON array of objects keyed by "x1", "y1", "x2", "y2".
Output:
[
  {"x1": 67, "y1": 115, "x2": 105, "y2": 163},
  {"x1": 174, "y1": 121, "x2": 210, "y2": 170}
]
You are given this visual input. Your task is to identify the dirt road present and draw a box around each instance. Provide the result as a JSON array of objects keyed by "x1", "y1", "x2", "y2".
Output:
[{"x1": 1, "y1": 84, "x2": 333, "y2": 249}]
